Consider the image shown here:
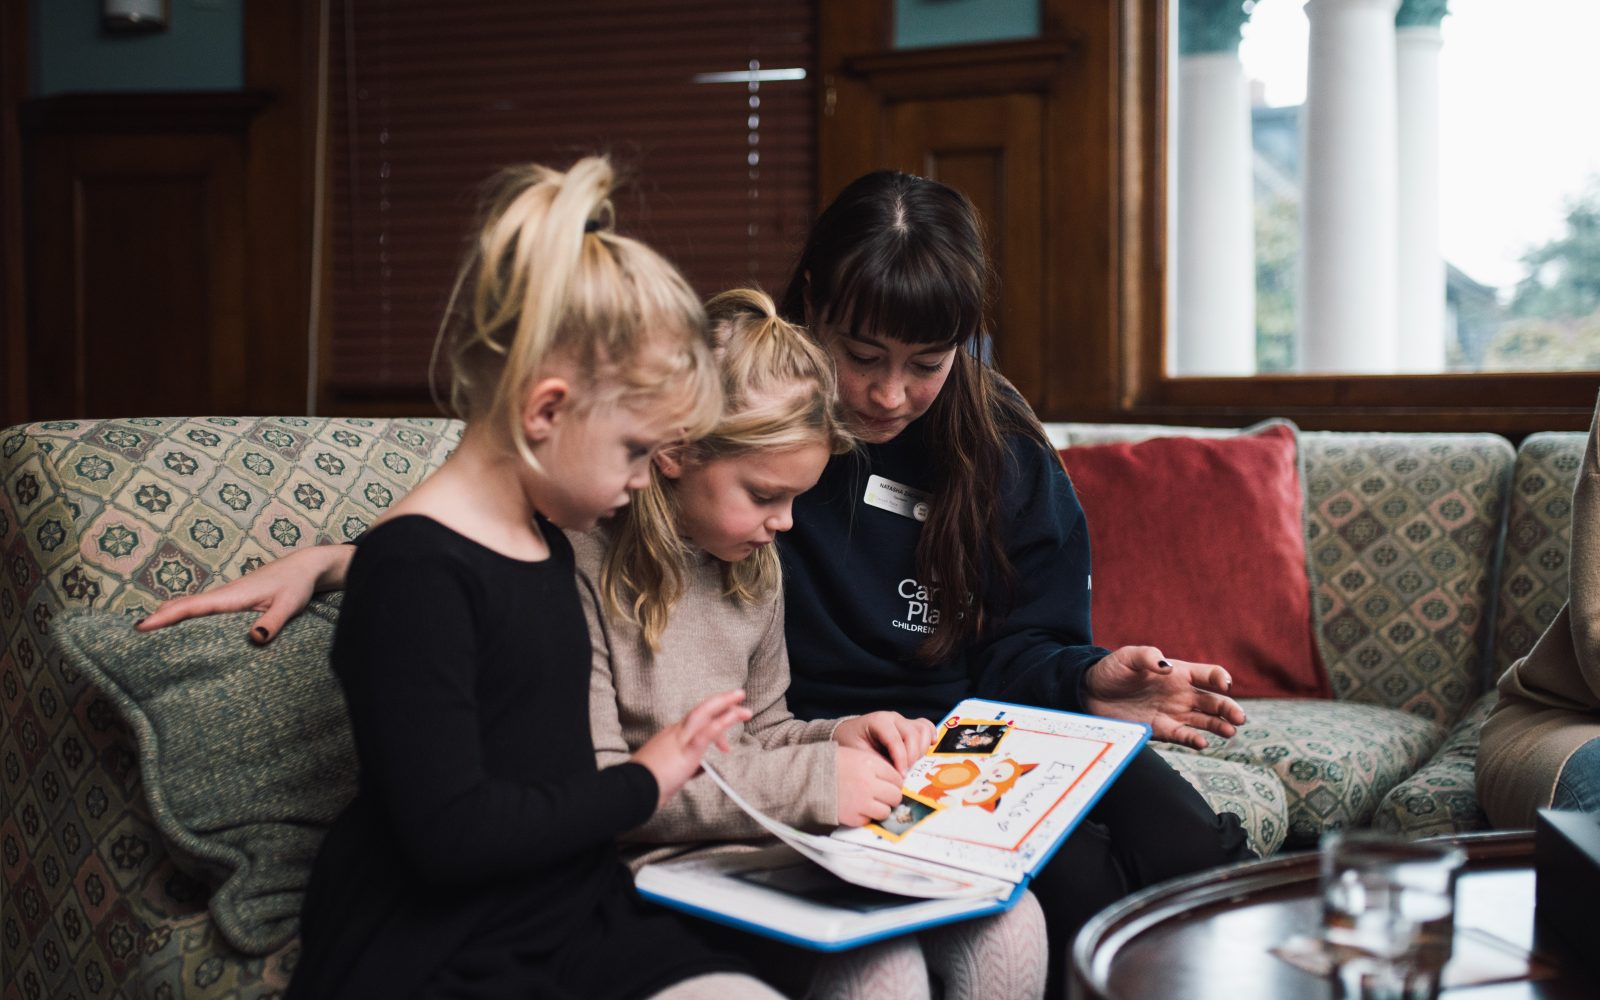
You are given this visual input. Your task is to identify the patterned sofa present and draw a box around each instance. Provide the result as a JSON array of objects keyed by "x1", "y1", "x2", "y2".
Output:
[{"x1": 0, "y1": 415, "x2": 1584, "y2": 999}]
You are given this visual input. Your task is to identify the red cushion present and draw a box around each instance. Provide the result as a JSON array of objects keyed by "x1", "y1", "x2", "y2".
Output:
[{"x1": 1058, "y1": 423, "x2": 1329, "y2": 699}]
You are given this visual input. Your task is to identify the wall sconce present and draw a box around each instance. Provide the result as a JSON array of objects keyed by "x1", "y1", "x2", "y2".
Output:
[{"x1": 103, "y1": 0, "x2": 170, "y2": 33}]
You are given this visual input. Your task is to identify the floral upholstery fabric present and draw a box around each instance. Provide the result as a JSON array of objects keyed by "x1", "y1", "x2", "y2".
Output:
[
  {"x1": 137, "y1": 913, "x2": 296, "y2": 1000},
  {"x1": 1183, "y1": 699, "x2": 1445, "y2": 848},
  {"x1": 1491, "y1": 431, "x2": 1586, "y2": 680},
  {"x1": 1151, "y1": 745, "x2": 1288, "y2": 858},
  {"x1": 1, "y1": 417, "x2": 459, "y2": 1000},
  {"x1": 1372, "y1": 689, "x2": 1497, "y2": 839},
  {"x1": 1299, "y1": 432, "x2": 1513, "y2": 724}
]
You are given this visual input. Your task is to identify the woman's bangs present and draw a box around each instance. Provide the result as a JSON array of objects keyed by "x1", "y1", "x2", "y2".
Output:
[{"x1": 821, "y1": 244, "x2": 982, "y2": 348}]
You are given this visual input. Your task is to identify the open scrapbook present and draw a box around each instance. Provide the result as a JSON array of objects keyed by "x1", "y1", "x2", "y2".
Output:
[{"x1": 635, "y1": 698, "x2": 1151, "y2": 950}]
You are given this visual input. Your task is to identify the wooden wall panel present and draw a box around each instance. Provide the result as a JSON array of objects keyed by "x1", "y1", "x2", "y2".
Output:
[
  {"x1": 1, "y1": 0, "x2": 27, "y2": 425},
  {"x1": 23, "y1": 96, "x2": 260, "y2": 420}
]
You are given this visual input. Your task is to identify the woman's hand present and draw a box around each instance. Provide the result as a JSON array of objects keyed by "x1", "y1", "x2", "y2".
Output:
[
  {"x1": 834, "y1": 746, "x2": 904, "y2": 826},
  {"x1": 1083, "y1": 646, "x2": 1246, "y2": 750},
  {"x1": 833, "y1": 711, "x2": 938, "y2": 773},
  {"x1": 134, "y1": 543, "x2": 355, "y2": 644},
  {"x1": 632, "y1": 690, "x2": 751, "y2": 810}
]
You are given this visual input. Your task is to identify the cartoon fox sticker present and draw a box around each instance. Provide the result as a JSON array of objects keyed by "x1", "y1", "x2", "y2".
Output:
[{"x1": 918, "y1": 757, "x2": 1038, "y2": 812}]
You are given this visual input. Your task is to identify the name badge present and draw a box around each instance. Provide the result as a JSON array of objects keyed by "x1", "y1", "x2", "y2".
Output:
[{"x1": 864, "y1": 474, "x2": 931, "y2": 522}]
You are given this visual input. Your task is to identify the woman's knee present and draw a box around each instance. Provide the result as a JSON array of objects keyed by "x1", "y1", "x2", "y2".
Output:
[
  {"x1": 1095, "y1": 749, "x2": 1256, "y2": 878},
  {"x1": 1552, "y1": 737, "x2": 1600, "y2": 813}
]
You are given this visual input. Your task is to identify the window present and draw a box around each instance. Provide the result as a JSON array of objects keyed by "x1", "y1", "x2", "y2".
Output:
[
  {"x1": 1139, "y1": 0, "x2": 1600, "y2": 428},
  {"x1": 1170, "y1": 0, "x2": 1600, "y2": 378}
]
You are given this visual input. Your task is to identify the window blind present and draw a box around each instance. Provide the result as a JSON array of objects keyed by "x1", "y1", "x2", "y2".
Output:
[{"x1": 326, "y1": 0, "x2": 816, "y2": 398}]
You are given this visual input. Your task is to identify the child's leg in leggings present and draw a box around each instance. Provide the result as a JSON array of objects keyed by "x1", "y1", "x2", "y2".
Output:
[
  {"x1": 806, "y1": 934, "x2": 930, "y2": 1000},
  {"x1": 648, "y1": 973, "x2": 788, "y2": 999},
  {"x1": 686, "y1": 923, "x2": 930, "y2": 999},
  {"x1": 1028, "y1": 747, "x2": 1254, "y2": 994},
  {"x1": 918, "y1": 889, "x2": 1047, "y2": 1000}
]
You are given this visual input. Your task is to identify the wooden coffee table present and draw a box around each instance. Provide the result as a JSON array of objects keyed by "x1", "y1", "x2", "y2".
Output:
[{"x1": 1070, "y1": 831, "x2": 1596, "y2": 1000}]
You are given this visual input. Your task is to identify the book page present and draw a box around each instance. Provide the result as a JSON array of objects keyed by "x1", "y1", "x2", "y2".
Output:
[
  {"x1": 831, "y1": 699, "x2": 1149, "y2": 882},
  {"x1": 700, "y1": 762, "x2": 1011, "y2": 900}
]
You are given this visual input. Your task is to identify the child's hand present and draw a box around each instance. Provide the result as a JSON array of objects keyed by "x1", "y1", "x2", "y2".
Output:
[
  {"x1": 833, "y1": 711, "x2": 938, "y2": 774},
  {"x1": 632, "y1": 690, "x2": 751, "y2": 810},
  {"x1": 835, "y1": 747, "x2": 904, "y2": 826},
  {"x1": 135, "y1": 544, "x2": 353, "y2": 644}
]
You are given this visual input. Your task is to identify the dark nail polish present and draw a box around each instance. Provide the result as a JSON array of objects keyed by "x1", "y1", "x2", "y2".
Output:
[
  {"x1": 1158, "y1": 659, "x2": 1171, "y2": 670},
  {"x1": 134, "y1": 618, "x2": 146, "y2": 628},
  {"x1": 251, "y1": 627, "x2": 269, "y2": 643}
]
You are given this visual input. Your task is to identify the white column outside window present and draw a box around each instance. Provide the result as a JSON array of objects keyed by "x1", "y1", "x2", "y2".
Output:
[
  {"x1": 1396, "y1": 1, "x2": 1449, "y2": 372},
  {"x1": 1299, "y1": 0, "x2": 1402, "y2": 373},
  {"x1": 1175, "y1": 1, "x2": 1256, "y2": 375}
]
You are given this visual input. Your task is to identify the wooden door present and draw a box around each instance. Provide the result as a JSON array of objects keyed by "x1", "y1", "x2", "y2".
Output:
[{"x1": 888, "y1": 93, "x2": 1046, "y2": 404}]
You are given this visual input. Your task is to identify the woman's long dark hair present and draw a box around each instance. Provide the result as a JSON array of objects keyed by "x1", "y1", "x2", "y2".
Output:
[{"x1": 780, "y1": 170, "x2": 1054, "y2": 664}]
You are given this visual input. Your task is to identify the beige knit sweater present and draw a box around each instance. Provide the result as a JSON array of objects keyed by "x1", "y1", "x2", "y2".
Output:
[
  {"x1": 572, "y1": 529, "x2": 845, "y2": 871},
  {"x1": 1477, "y1": 395, "x2": 1600, "y2": 828}
]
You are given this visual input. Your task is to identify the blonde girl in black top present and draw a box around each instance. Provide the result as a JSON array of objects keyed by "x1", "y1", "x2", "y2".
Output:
[{"x1": 282, "y1": 157, "x2": 778, "y2": 1000}]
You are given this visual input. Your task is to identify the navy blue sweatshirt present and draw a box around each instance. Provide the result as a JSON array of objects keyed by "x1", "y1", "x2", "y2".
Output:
[{"x1": 778, "y1": 415, "x2": 1112, "y2": 722}]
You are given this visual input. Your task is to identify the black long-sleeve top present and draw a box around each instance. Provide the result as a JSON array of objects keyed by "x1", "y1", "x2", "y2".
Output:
[
  {"x1": 289, "y1": 515, "x2": 728, "y2": 998},
  {"x1": 778, "y1": 415, "x2": 1112, "y2": 722}
]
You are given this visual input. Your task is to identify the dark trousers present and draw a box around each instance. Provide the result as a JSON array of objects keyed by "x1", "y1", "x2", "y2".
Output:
[{"x1": 1030, "y1": 746, "x2": 1255, "y2": 997}]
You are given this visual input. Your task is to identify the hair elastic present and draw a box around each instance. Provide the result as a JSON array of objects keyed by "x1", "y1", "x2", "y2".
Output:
[{"x1": 584, "y1": 218, "x2": 602, "y2": 233}]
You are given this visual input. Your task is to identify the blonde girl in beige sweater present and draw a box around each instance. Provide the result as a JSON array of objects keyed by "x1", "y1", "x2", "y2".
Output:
[{"x1": 578, "y1": 288, "x2": 1047, "y2": 1000}]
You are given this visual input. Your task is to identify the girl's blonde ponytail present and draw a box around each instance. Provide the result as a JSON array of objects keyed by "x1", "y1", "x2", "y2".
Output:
[{"x1": 437, "y1": 156, "x2": 720, "y2": 470}]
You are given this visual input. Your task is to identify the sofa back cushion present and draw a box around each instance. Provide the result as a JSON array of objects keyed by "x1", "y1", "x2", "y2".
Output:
[
  {"x1": 1059, "y1": 422, "x2": 1327, "y2": 699},
  {"x1": 1046, "y1": 422, "x2": 1516, "y2": 722},
  {"x1": 1492, "y1": 431, "x2": 1588, "y2": 679},
  {"x1": 1299, "y1": 432, "x2": 1512, "y2": 723}
]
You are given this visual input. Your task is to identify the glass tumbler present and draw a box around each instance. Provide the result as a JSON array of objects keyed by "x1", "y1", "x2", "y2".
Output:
[{"x1": 1320, "y1": 830, "x2": 1465, "y2": 1000}]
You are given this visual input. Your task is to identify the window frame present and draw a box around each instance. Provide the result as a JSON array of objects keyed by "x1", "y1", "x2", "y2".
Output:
[{"x1": 1116, "y1": 0, "x2": 1596, "y2": 435}]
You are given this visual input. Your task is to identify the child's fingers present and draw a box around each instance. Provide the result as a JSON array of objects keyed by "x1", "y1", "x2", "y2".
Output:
[
  {"x1": 864, "y1": 714, "x2": 909, "y2": 770},
  {"x1": 136, "y1": 591, "x2": 249, "y2": 632},
  {"x1": 685, "y1": 705, "x2": 751, "y2": 755},
  {"x1": 244, "y1": 604, "x2": 300, "y2": 645},
  {"x1": 680, "y1": 689, "x2": 746, "y2": 736},
  {"x1": 900, "y1": 717, "x2": 936, "y2": 758},
  {"x1": 867, "y1": 753, "x2": 901, "y2": 789}
]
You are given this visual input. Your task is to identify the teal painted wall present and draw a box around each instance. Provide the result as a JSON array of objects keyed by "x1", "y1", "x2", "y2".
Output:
[
  {"x1": 31, "y1": 0, "x2": 243, "y2": 97},
  {"x1": 894, "y1": 0, "x2": 1041, "y2": 50}
]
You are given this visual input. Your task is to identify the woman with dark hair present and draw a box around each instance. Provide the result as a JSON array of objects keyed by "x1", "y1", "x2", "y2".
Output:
[{"x1": 772, "y1": 170, "x2": 1254, "y2": 990}]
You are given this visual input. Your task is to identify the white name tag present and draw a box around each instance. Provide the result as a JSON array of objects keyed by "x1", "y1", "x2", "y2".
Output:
[{"x1": 864, "y1": 474, "x2": 931, "y2": 522}]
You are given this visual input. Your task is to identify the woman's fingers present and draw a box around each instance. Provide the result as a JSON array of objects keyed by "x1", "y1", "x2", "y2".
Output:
[
  {"x1": 1161, "y1": 722, "x2": 1210, "y2": 750},
  {"x1": 1187, "y1": 688, "x2": 1246, "y2": 726},
  {"x1": 1183, "y1": 710, "x2": 1239, "y2": 739},
  {"x1": 1181, "y1": 661, "x2": 1233, "y2": 694}
]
